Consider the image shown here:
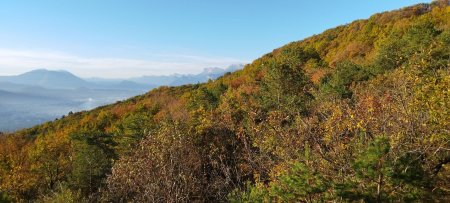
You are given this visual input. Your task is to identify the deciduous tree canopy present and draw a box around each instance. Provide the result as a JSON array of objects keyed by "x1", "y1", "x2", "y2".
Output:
[{"x1": 0, "y1": 2, "x2": 449, "y2": 202}]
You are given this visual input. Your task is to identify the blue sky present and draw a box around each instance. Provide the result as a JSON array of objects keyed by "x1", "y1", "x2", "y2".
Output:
[{"x1": 0, "y1": 0, "x2": 430, "y2": 78}]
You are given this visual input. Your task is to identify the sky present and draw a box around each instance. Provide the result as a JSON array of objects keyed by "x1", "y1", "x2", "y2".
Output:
[{"x1": 0, "y1": 0, "x2": 430, "y2": 78}]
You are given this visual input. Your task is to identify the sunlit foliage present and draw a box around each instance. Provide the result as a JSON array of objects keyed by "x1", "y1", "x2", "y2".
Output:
[{"x1": 0, "y1": 2, "x2": 449, "y2": 202}]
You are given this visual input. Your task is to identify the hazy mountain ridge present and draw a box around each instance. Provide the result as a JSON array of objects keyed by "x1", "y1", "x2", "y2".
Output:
[
  {"x1": 0, "y1": 65, "x2": 243, "y2": 131},
  {"x1": 0, "y1": 64, "x2": 244, "y2": 90},
  {"x1": 0, "y1": 69, "x2": 90, "y2": 89},
  {"x1": 103, "y1": 64, "x2": 244, "y2": 87}
]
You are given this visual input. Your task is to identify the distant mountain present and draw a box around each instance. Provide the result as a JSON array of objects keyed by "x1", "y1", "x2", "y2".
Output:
[
  {"x1": 111, "y1": 80, "x2": 155, "y2": 91},
  {"x1": 0, "y1": 65, "x2": 244, "y2": 91},
  {"x1": 0, "y1": 65, "x2": 243, "y2": 131},
  {"x1": 0, "y1": 89, "x2": 54, "y2": 101},
  {"x1": 0, "y1": 69, "x2": 155, "y2": 91},
  {"x1": 129, "y1": 64, "x2": 244, "y2": 86},
  {"x1": 0, "y1": 81, "x2": 33, "y2": 92},
  {"x1": 0, "y1": 69, "x2": 91, "y2": 89},
  {"x1": 0, "y1": 89, "x2": 32, "y2": 100}
]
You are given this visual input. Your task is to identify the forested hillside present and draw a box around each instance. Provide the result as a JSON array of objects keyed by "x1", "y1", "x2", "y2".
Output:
[{"x1": 1, "y1": 1, "x2": 449, "y2": 202}]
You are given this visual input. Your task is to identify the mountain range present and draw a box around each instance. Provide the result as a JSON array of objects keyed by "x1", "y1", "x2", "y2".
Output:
[
  {"x1": 0, "y1": 64, "x2": 243, "y2": 131},
  {"x1": 0, "y1": 64, "x2": 243, "y2": 90}
]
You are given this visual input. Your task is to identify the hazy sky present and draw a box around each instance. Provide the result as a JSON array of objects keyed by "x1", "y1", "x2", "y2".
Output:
[{"x1": 0, "y1": 0, "x2": 429, "y2": 78}]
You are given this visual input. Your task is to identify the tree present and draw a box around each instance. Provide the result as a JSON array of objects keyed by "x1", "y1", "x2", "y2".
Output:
[
  {"x1": 259, "y1": 59, "x2": 312, "y2": 116},
  {"x1": 320, "y1": 61, "x2": 371, "y2": 99},
  {"x1": 103, "y1": 121, "x2": 203, "y2": 202},
  {"x1": 229, "y1": 162, "x2": 330, "y2": 202},
  {"x1": 114, "y1": 110, "x2": 155, "y2": 154},
  {"x1": 38, "y1": 183, "x2": 84, "y2": 203},
  {"x1": 69, "y1": 131, "x2": 116, "y2": 198},
  {"x1": 28, "y1": 133, "x2": 71, "y2": 191}
]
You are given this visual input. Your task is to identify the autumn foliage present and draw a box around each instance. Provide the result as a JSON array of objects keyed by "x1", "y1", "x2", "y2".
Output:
[{"x1": 0, "y1": 2, "x2": 449, "y2": 202}]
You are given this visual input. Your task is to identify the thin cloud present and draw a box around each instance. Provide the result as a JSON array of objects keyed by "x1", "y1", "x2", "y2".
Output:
[{"x1": 0, "y1": 48, "x2": 247, "y2": 78}]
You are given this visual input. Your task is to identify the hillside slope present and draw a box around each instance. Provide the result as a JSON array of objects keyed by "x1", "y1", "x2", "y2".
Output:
[{"x1": 1, "y1": 2, "x2": 449, "y2": 202}]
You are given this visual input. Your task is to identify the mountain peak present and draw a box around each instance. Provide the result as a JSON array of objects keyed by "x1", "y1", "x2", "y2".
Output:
[
  {"x1": 24, "y1": 69, "x2": 72, "y2": 75},
  {"x1": 201, "y1": 67, "x2": 224, "y2": 74},
  {"x1": 6, "y1": 69, "x2": 89, "y2": 89}
]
